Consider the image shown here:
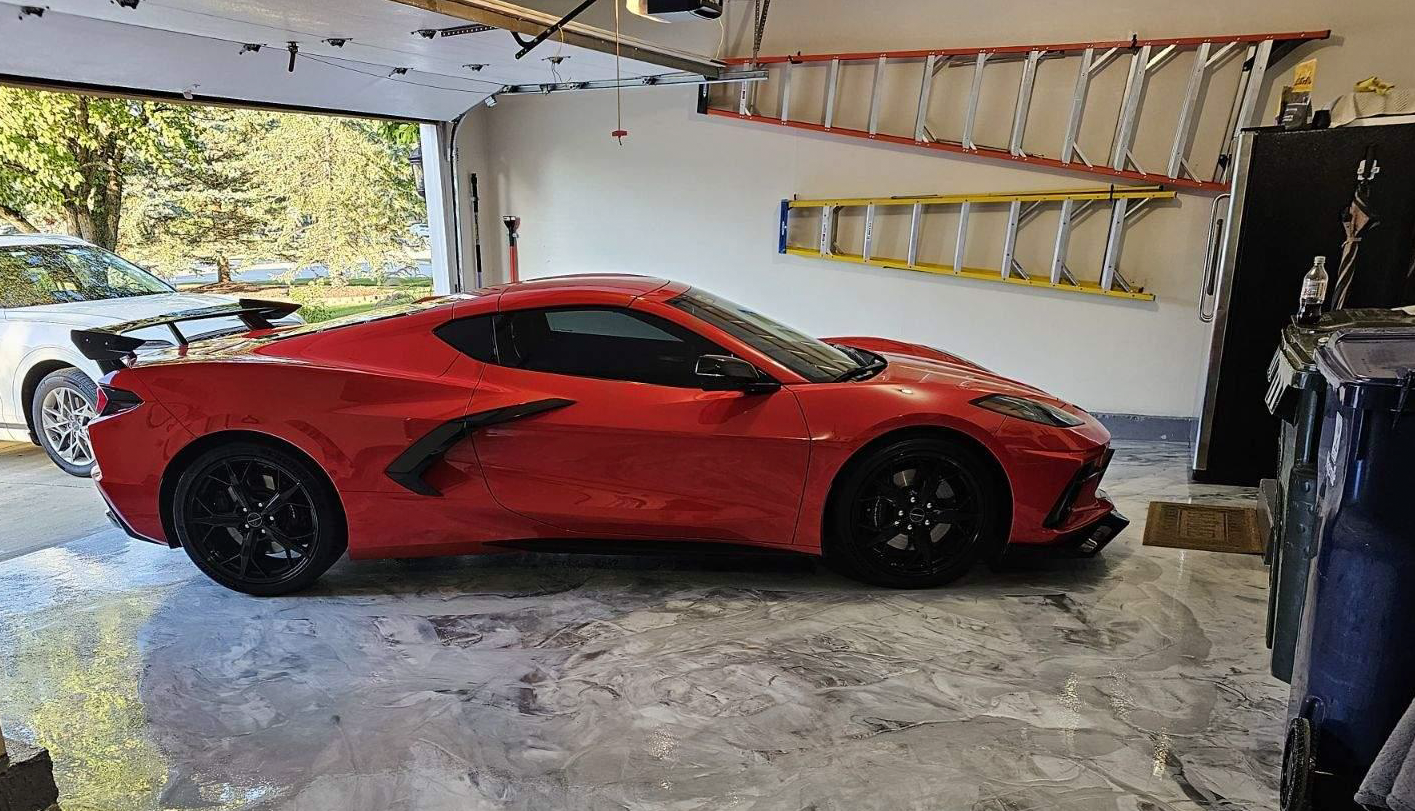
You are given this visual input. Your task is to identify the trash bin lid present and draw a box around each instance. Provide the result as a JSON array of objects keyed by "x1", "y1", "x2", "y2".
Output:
[
  {"x1": 1267, "y1": 310, "x2": 1415, "y2": 415},
  {"x1": 1284, "y1": 309, "x2": 1415, "y2": 372},
  {"x1": 1317, "y1": 328, "x2": 1415, "y2": 411}
]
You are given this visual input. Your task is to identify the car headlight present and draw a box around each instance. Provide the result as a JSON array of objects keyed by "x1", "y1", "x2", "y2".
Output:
[{"x1": 972, "y1": 393, "x2": 1084, "y2": 427}]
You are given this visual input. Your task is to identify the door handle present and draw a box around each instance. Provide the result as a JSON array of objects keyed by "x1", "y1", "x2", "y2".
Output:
[{"x1": 1198, "y1": 193, "x2": 1230, "y2": 323}]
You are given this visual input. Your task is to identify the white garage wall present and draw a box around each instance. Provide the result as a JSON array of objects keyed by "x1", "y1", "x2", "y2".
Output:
[{"x1": 453, "y1": 0, "x2": 1410, "y2": 418}]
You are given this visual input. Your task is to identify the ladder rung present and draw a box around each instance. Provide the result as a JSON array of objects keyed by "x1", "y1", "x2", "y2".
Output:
[
  {"x1": 962, "y1": 52, "x2": 987, "y2": 150},
  {"x1": 867, "y1": 56, "x2": 887, "y2": 136},
  {"x1": 914, "y1": 54, "x2": 936, "y2": 142}
]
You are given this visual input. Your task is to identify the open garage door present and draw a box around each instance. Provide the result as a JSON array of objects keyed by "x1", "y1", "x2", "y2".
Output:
[
  {"x1": 0, "y1": 0, "x2": 723, "y2": 120},
  {"x1": 0, "y1": 0, "x2": 730, "y2": 293}
]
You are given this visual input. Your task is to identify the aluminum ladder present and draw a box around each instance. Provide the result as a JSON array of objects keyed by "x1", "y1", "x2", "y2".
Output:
[{"x1": 707, "y1": 30, "x2": 1329, "y2": 192}]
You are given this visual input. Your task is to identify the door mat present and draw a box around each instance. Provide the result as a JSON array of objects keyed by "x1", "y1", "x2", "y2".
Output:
[{"x1": 1143, "y1": 501, "x2": 1265, "y2": 554}]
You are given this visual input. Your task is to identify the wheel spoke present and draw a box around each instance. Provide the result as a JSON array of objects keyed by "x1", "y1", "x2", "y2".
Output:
[
  {"x1": 266, "y1": 524, "x2": 310, "y2": 552},
  {"x1": 263, "y1": 485, "x2": 301, "y2": 516},
  {"x1": 933, "y1": 508, "x2": 972, "y2": 524},
  {"x1": 191, "y1": 512, "x2": 243, "y2": 528}
]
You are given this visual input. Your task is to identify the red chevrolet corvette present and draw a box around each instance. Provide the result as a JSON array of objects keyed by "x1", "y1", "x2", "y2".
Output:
[{"x1": 74, "y1": 275, "x2": 1125, "y2": 595}]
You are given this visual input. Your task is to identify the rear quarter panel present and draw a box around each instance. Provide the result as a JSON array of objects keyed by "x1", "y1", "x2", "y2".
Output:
[{"x1": 122, "y1": 305, "x2": 518, "y2": 556}]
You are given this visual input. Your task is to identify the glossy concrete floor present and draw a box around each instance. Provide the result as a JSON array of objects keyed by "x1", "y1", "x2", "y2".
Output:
[{"x1": 0, "y1": 441, "x2": 1282, "y2": 811}]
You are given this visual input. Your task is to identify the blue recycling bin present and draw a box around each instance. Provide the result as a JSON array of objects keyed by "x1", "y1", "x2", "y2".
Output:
[
  {"x1": 1262, "y1": 309, "x2": 1415, "y2": 684},
  {"x1": 1283, "y1": 327, "x2": 1415, "y2": 811}
]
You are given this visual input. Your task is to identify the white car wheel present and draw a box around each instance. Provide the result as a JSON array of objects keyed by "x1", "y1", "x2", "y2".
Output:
[{"x1": 32, "y1": 369, "x2": 98, "y2": 477}]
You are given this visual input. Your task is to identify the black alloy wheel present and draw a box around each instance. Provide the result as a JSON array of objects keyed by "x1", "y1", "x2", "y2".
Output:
[
  {"x1": 829, "y1": 437, "x2": 1002, "y2": 588},
  {"x1": 172, "y1": 442, "x2": 346, "y2": 595}
]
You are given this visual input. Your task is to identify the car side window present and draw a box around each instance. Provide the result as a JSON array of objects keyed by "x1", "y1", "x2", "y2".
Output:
[
  {"x1": 433, "y1": 314, "x2": 496, "y2": 363},
  {"x1": 498, "y1": 306, "x2": 724, "y2": 387}
]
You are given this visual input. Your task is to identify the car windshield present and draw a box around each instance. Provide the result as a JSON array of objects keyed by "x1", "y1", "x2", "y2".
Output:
[
  {"x1": 667, "y1": 287, "x2": 859, "y2": 383},
  {"x1": 0, "y1": 243, "x2": 173, "y2": 308}
]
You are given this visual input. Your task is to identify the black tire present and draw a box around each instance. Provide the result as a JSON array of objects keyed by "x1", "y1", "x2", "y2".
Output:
[
  {"x1": 826, "y1": 436, "x2": 1004, "y2": 588},
  {"x1": 1281, "y1": 717, "x2": 1313, "y2": 811},
  {"x1": 171, "y1": 441, "x2": 346, "y2": 596},
  {"x1": 31, "y1": 368, "x2": 98, "y2": 477}
]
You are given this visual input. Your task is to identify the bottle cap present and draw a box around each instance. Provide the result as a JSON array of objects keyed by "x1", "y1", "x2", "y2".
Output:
[{"x1": 1314, "y1": 256, "x2": 1326, "y2": 268}]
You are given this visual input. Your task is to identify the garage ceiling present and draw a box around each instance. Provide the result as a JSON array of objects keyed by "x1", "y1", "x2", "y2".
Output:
[{"x1": 0, "y1": 0, "x2": 723, "y2": 121}]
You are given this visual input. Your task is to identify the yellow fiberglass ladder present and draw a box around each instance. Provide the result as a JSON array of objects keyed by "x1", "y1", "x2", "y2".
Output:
[{"x1": 778, "y1": 186, "x2": 1176, "y2": 302}]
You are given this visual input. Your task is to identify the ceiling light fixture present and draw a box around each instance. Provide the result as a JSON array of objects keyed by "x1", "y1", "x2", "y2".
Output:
[
  {"x1": 239, "y1": 43, "x2": 262, "y2": 54},
  {"x1": 323, "y1": 38, "x2": 348, "y2": 47},
  {"x1": 389, "y1": 67, "x2": 409, "y2": 77},
  {"x1": 463, "y1": 63, "x2": 486, "y2": 72},
  {"x1": 413, "y1": 29, "x2": 437, "y2": 39}
]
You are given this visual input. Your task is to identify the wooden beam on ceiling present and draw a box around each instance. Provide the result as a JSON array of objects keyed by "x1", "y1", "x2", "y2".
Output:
[{"x1": 388, "y1": 0, "x2": 726, "y2": 78}]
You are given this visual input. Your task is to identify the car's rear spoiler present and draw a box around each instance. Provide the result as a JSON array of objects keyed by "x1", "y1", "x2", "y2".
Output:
[{"x1": 71, "y1": 298, "x2": 301, "y2": 373}]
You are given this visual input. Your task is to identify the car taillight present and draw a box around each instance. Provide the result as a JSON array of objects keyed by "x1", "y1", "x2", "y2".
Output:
[{"x1": 97, "y1": 384, "x2": 143, "y2": 417}]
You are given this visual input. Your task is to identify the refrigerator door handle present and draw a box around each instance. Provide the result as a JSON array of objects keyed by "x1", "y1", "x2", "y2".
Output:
[{"x1": 1199, "y1": 193, "x2": 1231, "y2": 323}]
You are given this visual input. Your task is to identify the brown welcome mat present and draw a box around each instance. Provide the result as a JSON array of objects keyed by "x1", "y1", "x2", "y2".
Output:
[{"x1": 1143, "y1": 501, "x2": 1265, "y2": 554}]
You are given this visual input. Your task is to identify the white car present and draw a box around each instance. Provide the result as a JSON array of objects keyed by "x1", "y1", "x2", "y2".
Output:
[{"x1": 0, "y1": 234, "x2": 293, "y2": 476}]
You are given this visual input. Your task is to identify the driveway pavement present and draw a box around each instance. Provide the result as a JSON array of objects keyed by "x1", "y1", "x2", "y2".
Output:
[{"x1": 0, "y1": 440, "x2": 109, "y2": 561}]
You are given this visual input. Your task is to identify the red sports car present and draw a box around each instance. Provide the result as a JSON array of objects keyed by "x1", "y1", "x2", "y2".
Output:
[{"x1": 74, "y1": 275, "x2": 1126, "y2": 595}]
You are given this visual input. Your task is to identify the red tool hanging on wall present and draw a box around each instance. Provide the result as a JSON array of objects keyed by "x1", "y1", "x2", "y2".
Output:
[{"x1": 502, "y1": 216, "x2": 521, "y2": 283}]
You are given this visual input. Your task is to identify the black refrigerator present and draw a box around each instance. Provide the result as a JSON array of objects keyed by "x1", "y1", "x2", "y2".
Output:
[{"x1": 1192, "y1": 123, "x2": 1415, "y2": 486}]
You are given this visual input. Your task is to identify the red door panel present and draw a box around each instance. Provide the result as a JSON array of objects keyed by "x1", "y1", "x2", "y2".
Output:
[{"x1": 471, "y1": 365, "x2": 811, "y2": 545}]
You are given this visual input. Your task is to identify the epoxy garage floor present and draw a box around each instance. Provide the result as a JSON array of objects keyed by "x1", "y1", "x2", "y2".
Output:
[{"x1": 0, "y1": 441, "x2": 1281, "y2": 810}]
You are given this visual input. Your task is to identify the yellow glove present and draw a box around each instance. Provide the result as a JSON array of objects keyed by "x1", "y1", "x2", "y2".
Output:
[{"x1": 1355, "y1": 76, "x2": 1396, "y2": 95}]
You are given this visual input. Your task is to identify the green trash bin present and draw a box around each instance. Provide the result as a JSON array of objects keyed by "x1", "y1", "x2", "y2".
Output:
[{"x1": 1262, "y1": 308, "x2": 1415, "y2": 683}]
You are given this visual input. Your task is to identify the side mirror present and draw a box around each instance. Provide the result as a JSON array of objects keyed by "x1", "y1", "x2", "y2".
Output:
[{"x1": 695, "y1": 354, "x2": 778, "y2": 393}]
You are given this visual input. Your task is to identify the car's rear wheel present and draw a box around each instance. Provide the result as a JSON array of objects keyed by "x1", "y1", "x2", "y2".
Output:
[
  {"x1": 171, "y1": 442, "x2": 346, "y2": 596},
  {"x1": 827, "y1": 436, "x2": 1004, "y2": 588},
  {"x1": 32, "y1": 368, "x2": 98, "y2": 477}
]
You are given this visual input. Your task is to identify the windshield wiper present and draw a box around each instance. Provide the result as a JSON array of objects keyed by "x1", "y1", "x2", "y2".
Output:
[{"x1": 832, "y1": 349, "x2": 887, "y2": 382}]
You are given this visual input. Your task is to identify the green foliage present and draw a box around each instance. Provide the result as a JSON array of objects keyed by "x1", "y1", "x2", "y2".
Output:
[
  {"x1": 252, "y1": 114, "x2": 424, "y2": 283},
  {"x1": 0, "y1": 88, "x2": 198, "y2": 248},
  {"x1": 120, "y1": 108, "x2": 276, "y2": 279},
  {"x1": 374, "y1": 120, "x2": 422, "y2": 148},
  {"x1": 1, "y1": 88, "x2": 424, "y2": 281}
]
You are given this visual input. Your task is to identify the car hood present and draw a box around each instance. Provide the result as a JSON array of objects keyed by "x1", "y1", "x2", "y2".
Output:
[
  {"x1": 866, "y1": 351, "x2": 1057, "y2": 399},
  {"x1": 828, "y1": 337, "x2": 1085, "y2": 415},
  {"x1": 5, "y1": 292, "x2": 238, "y2": 329}
]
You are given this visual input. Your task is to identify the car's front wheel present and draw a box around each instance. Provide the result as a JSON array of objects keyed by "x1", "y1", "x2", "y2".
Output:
[
  {"x1": 827, "y1": 436, "x2": 1005, "y2": 588},
  {"x1": 171, "y1": 441, "x2": 347, "y2": 596},
  {"x1": 32, "y1": 368, "x2": 98, "y2": 477}
]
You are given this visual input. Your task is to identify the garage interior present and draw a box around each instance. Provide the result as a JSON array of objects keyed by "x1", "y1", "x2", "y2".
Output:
[{"x1": 1, "y1": 0, "x2": 1413, "y2": 810}]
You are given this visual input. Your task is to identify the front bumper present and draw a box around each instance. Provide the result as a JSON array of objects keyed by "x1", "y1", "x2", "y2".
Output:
[
  {"x1": 1052, "y1": 504, "x2": 1129, "y2": 557},
  {"x1": 1000, "y1": 503, "x2": 1129, "y2": 561}
]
